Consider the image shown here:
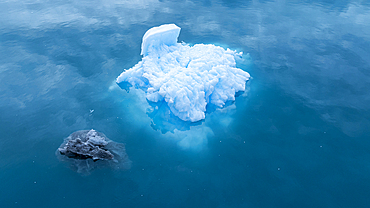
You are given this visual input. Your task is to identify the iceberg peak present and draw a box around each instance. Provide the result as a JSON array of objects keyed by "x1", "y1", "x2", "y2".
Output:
[{"x1": 141, "y1": 24, "x2": 181, "y2": 56}]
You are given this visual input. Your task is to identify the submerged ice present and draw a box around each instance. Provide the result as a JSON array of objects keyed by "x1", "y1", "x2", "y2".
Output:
[{"x1": 117, "y1": 24, "x2": 250, "y2": 122}]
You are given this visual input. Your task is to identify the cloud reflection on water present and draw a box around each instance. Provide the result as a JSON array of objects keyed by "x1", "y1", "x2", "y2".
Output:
[{"x1": 1, "y1": 0, "x2": 369, "y2": 147}]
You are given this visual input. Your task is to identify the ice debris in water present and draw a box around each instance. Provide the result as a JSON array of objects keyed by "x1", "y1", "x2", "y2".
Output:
[
  {"x1": 117, "y1": 24, "x2": 250, "y2": 122},
  {"x1": 58, "y1": 129, "x2": 112, "y2": 161},
  {"x1": 56, "y1": 129, "x2": 131, "y2": 175}
]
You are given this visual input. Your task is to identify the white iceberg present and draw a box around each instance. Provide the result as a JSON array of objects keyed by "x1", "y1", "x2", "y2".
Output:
[{"x1": 117, "y1": 24, "x2": 250, "y2": 122}]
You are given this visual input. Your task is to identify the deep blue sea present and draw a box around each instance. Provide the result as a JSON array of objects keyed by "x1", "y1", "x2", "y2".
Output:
[{"x1": 1, "y1": 0, "x2": 370, "y2": 207}]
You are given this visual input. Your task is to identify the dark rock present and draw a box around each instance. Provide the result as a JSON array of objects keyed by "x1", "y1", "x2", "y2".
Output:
[
  {"x1": 58, "y1": 129, "x2": 114, "y2": 161},
  {"x1": 56, "y1": 129, "x2": 131, "y2": 175}
]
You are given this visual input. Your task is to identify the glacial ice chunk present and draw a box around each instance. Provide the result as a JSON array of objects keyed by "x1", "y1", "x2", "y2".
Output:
[
  {"x1": 117, "y1": 24, "x2": 250, "y2": 122},
  {"x1": 56, "y1": 130, "x2": 131, "y2": 175}
]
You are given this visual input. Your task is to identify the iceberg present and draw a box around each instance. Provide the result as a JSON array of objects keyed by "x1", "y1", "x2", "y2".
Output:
[{"x1": 117, "y1": 24, "x2": 250, "y2": 122}]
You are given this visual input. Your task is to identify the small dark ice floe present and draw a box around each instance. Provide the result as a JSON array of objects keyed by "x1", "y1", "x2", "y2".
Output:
[{"x1": 56, "y1": 129, "x2": 131, "y2": 175}]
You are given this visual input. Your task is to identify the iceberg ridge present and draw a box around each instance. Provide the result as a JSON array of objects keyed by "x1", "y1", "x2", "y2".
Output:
[{"x1": 117, "y1": 24, "x2": 250, "y2": 122}]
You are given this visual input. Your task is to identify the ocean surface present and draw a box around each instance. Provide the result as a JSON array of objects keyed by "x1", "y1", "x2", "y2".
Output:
[{"x1": 1, "y1": 0, "x2": 370, "y2": 207}]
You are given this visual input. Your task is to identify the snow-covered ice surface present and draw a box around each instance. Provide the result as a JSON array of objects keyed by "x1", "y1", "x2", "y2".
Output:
[{"x1": 117, "y1": 24, "x2": 250, "y2": 123}]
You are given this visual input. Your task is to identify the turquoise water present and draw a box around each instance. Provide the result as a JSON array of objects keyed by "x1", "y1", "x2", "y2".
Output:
[{"x1": 1, "y1": 0, "x2": 370, "y2": 207}]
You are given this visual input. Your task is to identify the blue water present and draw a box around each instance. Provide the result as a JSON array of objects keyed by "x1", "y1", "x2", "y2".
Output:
[{"x1": 1, "y1": 0, "x2": 370, "y2": 207}]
